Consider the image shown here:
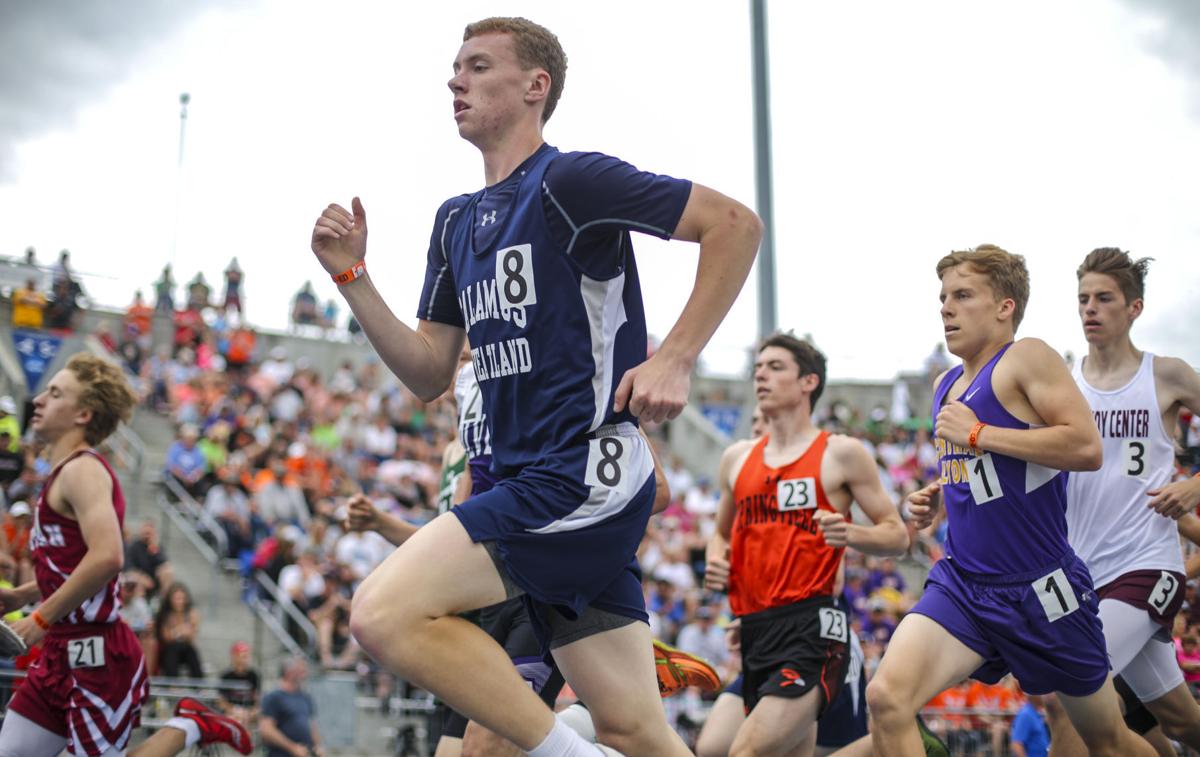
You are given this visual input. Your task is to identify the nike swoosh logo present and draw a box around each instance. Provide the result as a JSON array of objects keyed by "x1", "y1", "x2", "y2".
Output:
[{"x1": 964, "y1": 387, "x2": 980, "y2": 402}]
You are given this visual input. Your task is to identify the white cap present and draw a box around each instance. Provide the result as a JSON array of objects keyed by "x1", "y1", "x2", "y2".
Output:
[
  {"x1": 9, "y1": 502, "x2": 31, "y2": 518},
  {"x1": 0, "y1": 396, "x2": 15, "y2": 414}
]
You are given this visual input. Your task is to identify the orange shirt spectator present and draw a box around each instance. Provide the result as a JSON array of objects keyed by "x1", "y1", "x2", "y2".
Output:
[
  {"x1": 967, "y1": 679, "x2": 1018, "y2": 729},
  {"x1": 125, "y1": 291, "x2": 153, "y2": 338},
  {"x1": 926, "y1": 681, "x2": 974, "y2": 728},
  {"x1": 3, "y1": 502, "x2": 34, "y2": 562},
  {"x1": 11, "y1": 279, "x2": 47, "y2": 329}
]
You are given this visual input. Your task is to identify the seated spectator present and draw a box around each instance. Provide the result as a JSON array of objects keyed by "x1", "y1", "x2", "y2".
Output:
[
  {"x1": 861, "y1": 597, "x2": 897, "y2": 644},
  {"x1": 0, "y1": 397, "x2": 19, "y2": 452},
  {"x1": 218, "y1": 640, "x2": 261, "y2": 728},
  {"x1": 198, "y1": 421, "x2": 231, "y2": 474},
  {"x1": 253, "y1": 456, "x2": 310, "y2": 529},
  {"x1": 125, "y1": 518, "x2": 174, "y2": 599},
  {"x1": 309, "y1": 563, "x2": 357, "y2": 670},
  {"x1": 205, "y1": 469, "x2": 258, "y2": 558},
  {"x1": 278, "y1": 548, "x2": 325, "y2": 615},
  {"x1": 2, "y1": 501, "x2": 34, "y2": 585},
  {"x1": 10, "y1": 278, "x2": 47, "y2": 330},
  {"x1": 5, "y1": 466, "x2": 40, "y2": 506},
  {"x1": 333, "y1": 526, "x2": 391, "y2": 585},
  {"x1": 675, "y1": 605, "x2": 727, "y2": 669},
  {"x1": 1178, "y1": 631, "x2": 1200, "y2": 697},
  {"x1": 155, "y1": 582, "x2": 204, "y2": 679},
  {"x1": 0, "y1": 431, "x2": 23, "y2": 488},
  {"x1": 0, "y1": 552, "x2": 25, "y2": 623},
  {"x1": 119, "y1": 571, "x2": 156, "y2": 666},
  {"x1": 165, "y1": 423, "x2": 207, "y2": 497}
]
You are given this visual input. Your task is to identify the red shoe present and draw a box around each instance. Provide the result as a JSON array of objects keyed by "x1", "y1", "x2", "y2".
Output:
[
  {"x1": 174, "y1": 697, "x2": 253, "y2": 755},
  {"x1": 653, "y1": 639, "x2": 721, "y2": 697}
]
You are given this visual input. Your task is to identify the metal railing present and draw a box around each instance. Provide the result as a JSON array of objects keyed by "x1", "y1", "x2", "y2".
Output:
[
  {"x1": 251, "y1": 569, "x2": 318, "y2": 659},
  {"x1": 159, "y1": 474, "x2": 229, "y2": 560}
]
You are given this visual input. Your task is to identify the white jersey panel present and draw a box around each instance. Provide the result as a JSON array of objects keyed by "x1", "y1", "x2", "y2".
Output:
[
  {"x1": 1067, "y1": 352, "x2": 1181, "y2": 586},
  {"x1": 454, "y1": 361, "x2": 492, "y2": 460}
]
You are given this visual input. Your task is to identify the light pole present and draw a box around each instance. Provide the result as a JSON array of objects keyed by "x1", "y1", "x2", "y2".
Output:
[
  {"x1": 171, "y1": 92, "x2": 190, "y2": 274},
  {"x1": 750, "y1": 0, "x2": 777, "y2": 340}
]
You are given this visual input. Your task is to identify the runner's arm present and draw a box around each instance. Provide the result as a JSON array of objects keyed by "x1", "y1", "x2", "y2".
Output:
[
  {"x1": 34, "y1": 457, "x2": 125, "y2": 624},
  {"x1": 705, "y1": 442, "x2": 747, "y2": 591},
  {"x1": 642, "y1": 429, "x2": 671, "y2": 515},
  {"x1": 1178, "y1": 515, "x2": 1200, "y2": 579},
  {"x1": 1146, "y1": 359, "x2": 1200, "y2": 518},
  {"x1": 961, "y1": 339, "x2": 1102, "y2": 471},
  {"x1": 614, "y1": 185, "x2": 761, "y2": 423},
  {"x1": 345, "y1": 493, "x2": 418, "y2": 547},
  {"x1": 828, "y1": 437, "x2": 910, "y2": 556},
  {"x1": 311, "y1": 198, "x2": 466, "y2": 401},
  {"x1": 453, "y1": 462, "x2": 473, "y2": 507}
]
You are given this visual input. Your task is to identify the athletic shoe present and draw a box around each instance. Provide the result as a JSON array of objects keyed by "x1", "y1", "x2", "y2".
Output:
[
  {"x1": 652, "y1": 639, "x2": 721, "y2": 697},
  {"x1": 174, "y1": 697, "x2": 253, "y2": 755},
  {"x1": 916, "y1": 714, "x2": 950, "y2": 757}
]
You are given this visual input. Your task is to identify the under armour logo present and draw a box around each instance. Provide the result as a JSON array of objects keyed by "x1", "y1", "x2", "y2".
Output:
[{"x1": 480, "y1": 210, "x2": 497, "y2": 227}]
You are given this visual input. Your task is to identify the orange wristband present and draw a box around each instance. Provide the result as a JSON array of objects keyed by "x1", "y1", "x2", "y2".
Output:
[
  {"x1": 31, "y1": 609, "x2": 50, "y2": 630},
  {"x1": 332, "y1": 261, "x2": 366, "y2": 286},
  {"x1": 968, "y1": 422, "x2": 987, "y2": 454}
]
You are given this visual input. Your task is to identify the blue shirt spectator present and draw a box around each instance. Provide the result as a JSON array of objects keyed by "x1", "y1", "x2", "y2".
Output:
[
  {"x1": 1010, "y1": 700, "x2": 1049, "y2": 757},
  {"x1": 165, "y1": 424, "x2": 207, "y2": 494}
]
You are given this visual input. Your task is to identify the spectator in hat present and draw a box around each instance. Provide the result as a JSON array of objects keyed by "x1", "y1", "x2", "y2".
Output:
[
  {"x1": 2, "y1": 501, "x2": 34, "y2": 585},
  {"x1": 675, "y1": 605, "x2": 728, "y2": 670},
  {"x1": 0, "y1": 397, "x2": 19, "y2": 452},
  {"x1": 218, "y1": 640, "x2": 261, "y2": 727}
]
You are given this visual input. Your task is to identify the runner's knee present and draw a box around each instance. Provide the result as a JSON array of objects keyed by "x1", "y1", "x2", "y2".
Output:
[{"x1": 866, "y1": 674, "x2": 914, "y2": 724}]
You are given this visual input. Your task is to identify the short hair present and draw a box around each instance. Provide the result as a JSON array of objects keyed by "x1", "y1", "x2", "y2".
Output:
[
  {"x1": 936, "y1": 244, "x2": 1030, "y2": 330},
  {"x1": 758, "y1": 332, "x2": 827, "y2": 411},
  {"x1": 464, "y1": 17, "x2": 567, "y2": 123},
  {"x1": 1076, "y1": 247, "x2": 1153, "y2": 304},
  {"x1": 65, "y1": 353, "x2": 136, "y2": 446}
]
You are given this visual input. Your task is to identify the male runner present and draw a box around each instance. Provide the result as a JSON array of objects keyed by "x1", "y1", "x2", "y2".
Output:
[
  {"x1": 0, "y1": 353, "x2": 250, "y2": 756},
  {"x1": 350, "y1": 355, "x2": 714, "y2": 756},
  {"x1": 313, "y1": 16, "x2": 759, "y2": 756},
  {"x1": 704, "y1": 334, "x2": 909, "y2": 757},
  {"x1": 1040, "y1": 248, "x2": 1200, "y2": 755},
  {"x1": 866, "y1": 245, "x2": 1154, "y2": 757}
]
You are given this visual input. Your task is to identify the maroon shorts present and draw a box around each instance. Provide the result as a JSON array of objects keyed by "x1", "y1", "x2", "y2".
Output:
[
  {"x1": 1097, "y1": 569, "x2": 1186, "y2": 633},
  {"x1": 8, "y1": 620, "x2": 149, "y2": 756}
]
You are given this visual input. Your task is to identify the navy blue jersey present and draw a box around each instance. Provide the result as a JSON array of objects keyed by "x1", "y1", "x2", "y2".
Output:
[{"x1": 418, "y1": 144, "x2": 691, "y2": 474}]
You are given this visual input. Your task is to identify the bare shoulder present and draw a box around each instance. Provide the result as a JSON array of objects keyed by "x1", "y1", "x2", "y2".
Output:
[
  {"x1": 1153, "y1": 354, "x2": 1197, "y2": 385},
  {"x1": 826, "y1": 433, "x2": 870, "y2": 465},
  {"x1": 1007, "y1": 337, "x2": 1060, "y2": 363},
  {"x1": 57, "y1": 453, "x2": 112, "y2": 491},
  {"x1": 720, "y1": 438, "x2": 758, "y2": 485}
]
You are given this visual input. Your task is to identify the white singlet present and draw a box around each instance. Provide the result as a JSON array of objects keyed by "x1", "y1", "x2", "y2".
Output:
[{"x1": 1067, "y1": 351, "x2": 1182, "y2": 587}]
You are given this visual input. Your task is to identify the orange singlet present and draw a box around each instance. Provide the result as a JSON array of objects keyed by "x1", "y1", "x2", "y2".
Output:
[{"x1": 729, "y1": 431, "x2": 844, "y2": 616}]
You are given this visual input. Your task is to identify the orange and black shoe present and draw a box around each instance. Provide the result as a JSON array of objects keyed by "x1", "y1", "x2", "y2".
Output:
[
  {"x1": 653, "y1": 639, "x2": 722, "y2": 697},
  {"x1": 174, "y1": 697, "x2": 254, "y2": 755}
]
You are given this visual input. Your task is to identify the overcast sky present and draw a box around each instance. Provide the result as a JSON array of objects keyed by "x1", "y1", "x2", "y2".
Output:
[{"x1": 1, "y1": 0, "x2": 1197, "y2": 380}]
